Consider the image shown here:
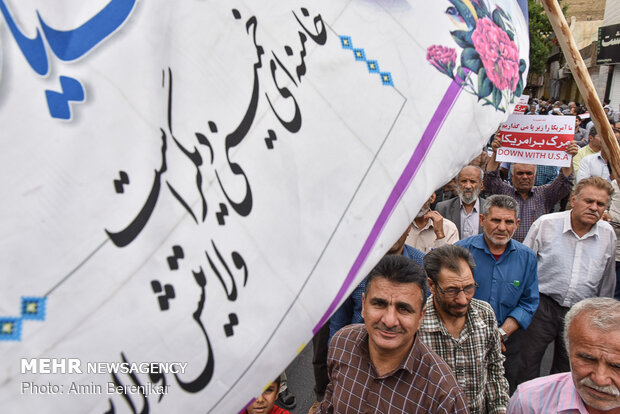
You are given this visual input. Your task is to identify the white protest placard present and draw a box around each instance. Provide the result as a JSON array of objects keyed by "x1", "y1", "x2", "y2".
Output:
[
  {"x1": 496, "y1": 114, "x2": 575, "y2": 167},
  {"x1": 0, "y1": 0, "x2": 529, "y2": 412},
  {"x1": 512, "y1": 94, "x2": 529, "y2": 114}
]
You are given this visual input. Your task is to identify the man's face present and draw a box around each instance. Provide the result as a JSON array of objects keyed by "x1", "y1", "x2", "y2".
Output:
[
  {"x1": 362, "y1": 277, "x2": 425, "y2": 357},
  {"x1": 430, "y1": 259, "x2": 476, "y2": 318},
  {"x1": 247, "y1": 381, "x2": 279, "y2": 414},
  {"x1": 416, "y1": 193, "x2": 436, "y2": 218},
  {"x1": 569, "y1": 314, "x2": 620, "y2": 412},
  {"x1": 457, "y1": 166, "x2": 482, "y2": 205},
  {"x1": 512, "y1": 164, "x2": 536, "y2": 193},
  {"x1": 386, "y1": 224, "x2": 412, "y2": 255},
  {"x1": 590, "y1": 133, "x2": 602, "y2": 151},
  {"x1": 570, "y1": 185, "x2": 609, "y2": 229},
  {"x1": 480, "y1": 206, "x2": 519, "y2": 247}
]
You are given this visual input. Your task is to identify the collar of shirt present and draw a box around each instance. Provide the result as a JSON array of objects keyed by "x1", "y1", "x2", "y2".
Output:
[
  {"x1": 356, "y1": 328, "x2": 422, "y2": 378},
  {"x1": 459, "y1": 198, "x2": 480, "y2": 215},
  {"x1": 513, "y1": 186, "x2": 534, "y2": 198},
  {"x1": 561, "y1": 210, "x2": 600, "y2": 240},
  {"x1": 421, "y1": 297, "x2": 486, "y2": 340},
  {"x1": 413, "y1": 218, "x2": 434, "y2": 231},
  {"x1": 471, "y1": 233, "x2": 517, "y2": 258},
  {"x1": 557, "y1": 373, "x2": 589, "y2": 413}
]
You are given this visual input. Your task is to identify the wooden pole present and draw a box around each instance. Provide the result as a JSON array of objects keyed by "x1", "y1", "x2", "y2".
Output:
[{"x1": 541, "y1": 0, "x2": 620, "y2": 181}]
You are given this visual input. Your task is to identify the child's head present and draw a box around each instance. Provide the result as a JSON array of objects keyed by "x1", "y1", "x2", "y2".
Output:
[{"x1": 247, "y1": 378, "x2": 281, "y2": 414}]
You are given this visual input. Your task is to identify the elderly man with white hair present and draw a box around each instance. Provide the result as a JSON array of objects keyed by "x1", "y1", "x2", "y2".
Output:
[{"x1": 507, "y1": 297, "x2": 620, "y2": 414}]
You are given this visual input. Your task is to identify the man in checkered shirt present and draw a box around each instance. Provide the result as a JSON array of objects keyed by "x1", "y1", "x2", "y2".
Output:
[
  {"x1": 420, "y1": 244, "x2": 509, "y2": 414},
  {"x1": 484, "y1": 133, "x2": 578, "y2": 242},
  {"x1": 318, "y1": 255, "x2": 468, "y2": 413}
]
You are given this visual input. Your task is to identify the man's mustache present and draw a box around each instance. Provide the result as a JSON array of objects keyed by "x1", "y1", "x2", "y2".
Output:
[
  {"x1": 373, "y1": 323, "x2": 405, "y2": 334},
  {"x1": 580, "y1": 377, "x2": 620, "y2": 396}
]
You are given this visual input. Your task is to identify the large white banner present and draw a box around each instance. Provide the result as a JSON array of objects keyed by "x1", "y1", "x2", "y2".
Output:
[{"x1": 0, "y1": 0, "x2": 529, "y2": 412}]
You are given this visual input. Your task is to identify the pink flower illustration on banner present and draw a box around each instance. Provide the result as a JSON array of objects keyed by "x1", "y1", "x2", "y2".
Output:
[
  {"x1": 427, "y1": 45, "x2": 456, "y2": 77},
  {"x1": 471, "y1": 17, "x2": 520, "y2": 91},
  {"x1": 425, "y1": 0, "x2": 526, "y2": 112}
]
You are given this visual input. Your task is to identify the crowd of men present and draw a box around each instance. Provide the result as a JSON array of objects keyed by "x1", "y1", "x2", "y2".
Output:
[{"x1": 247, "y1": 99, "x2": 620, "y2": 414}]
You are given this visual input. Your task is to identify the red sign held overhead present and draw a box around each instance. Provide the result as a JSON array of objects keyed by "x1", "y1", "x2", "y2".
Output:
[
  {"x1": 512, "y1": 95, "x2": 529, "y2": 114},
  {"x1": 496, "y1": 114, "x2": 575, "y2": 167}
]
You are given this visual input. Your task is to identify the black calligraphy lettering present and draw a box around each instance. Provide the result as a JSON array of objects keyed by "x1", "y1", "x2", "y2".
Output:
[
  {"x1": 205, "y1": 240, "x2": 248, "y2": 301},
  {"x1": 108, "y1": 354, "x2": 148, "y2": 414},
  {"x1": 232, "y1": 251, "x2": 248, "y2": 287},
  {"x1": 167, "y1": 131, "x2": 208, "y2": 221},
  {"x1": 292, "y1": 8, "x2": 327, "y2": 46},
  {"x1": 271, "y1": 51, "x2": 298, "y2": 87},
  {"x1": 167, "y1": 245, "x2": 184, "y2": 270},
  {"x1": 120, "y1": 353, "x2": 149, "y2": 414},
  {"x1": 195, "y1": 132, "x2": 214, "y2": 164},
  {"x1": 295, "y1": 31, "x2": 308, "y2": 81},
  {"x1": 148, "y1": 370, "x2": 167, "y2": 403},
  {"x1": 215, "y1": 17, "x2": 263, "y2": 217},
  {"x1": 105, "y1": 128, "x2": 168, "y2": 247},
  {"x1": 264, "y1": 129, "x2": 277, "y2": 149},
  {"x1": 166, "y1": 182, "x2": 198, "y2": 224},
  {"x1": 174, "y1": 268, "x2": 215, "y2": 392},
  {"x1": 216, "y1": 203, "x2": 229, "y2": 225},
  {"x1": 151, "y1": 280, "x2": 175, "y2": 311},
  {"x1": 223, "y1": 313, "x2": 239, "y2": 337},
  {"x1": 104, "y1": 399, "x2": 115, "y2": 414},
  {"x1": 114, "y1": 171, "x2": 129, "y2": 193},
  {"x1": 265, "y1": 58, "x2": 302, "y2": 133},
  {"x1": 165, "y1": 69, "x2": 209, "y2": 222},
  {"x1": 205, "y1": 251, "x2": 236, "y2": 301}
]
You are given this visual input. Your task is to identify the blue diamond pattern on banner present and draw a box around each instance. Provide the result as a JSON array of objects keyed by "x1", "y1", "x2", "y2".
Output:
[
  {"x1": 0, "y1": 318, "x2": 22, "y2": 341},
  {"x1": 380, "y1": 72, "x2": 394, "y2": 86},
  {"x1": 353, "y1": 48, "x2": 366, "y2": 61},
  {"x1": 338, "y1": 34, "x2": 394, "y2": 87},
  {"x1": 367, "y1": 60, "x2": 380, "y2": 74},
  {"x1": 21, "y1": 297, "x2": 47, "y2": 320},
  {"x1": 340, "y1": 36, "x2": 352, "y2": 50}
]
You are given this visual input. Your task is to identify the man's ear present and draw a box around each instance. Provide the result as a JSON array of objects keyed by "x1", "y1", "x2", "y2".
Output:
[
  {"x1": 427, "y1": 278, "x2": 436, "y2": 295},
  {"x1": 417, "y1": 305, "x2": 427, "y2": 330},
  {"x1": 361, "y1": 292, "x2": 366, "y2": 318},
  {"x1": 429, "y1": 192, "x2": 437, "y2": 204}
]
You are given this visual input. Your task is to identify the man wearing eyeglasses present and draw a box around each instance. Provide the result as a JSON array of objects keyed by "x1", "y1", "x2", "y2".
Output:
[
  {"x1": 456, "y1": 194, "x2": 539, "y2": 394},
  {"x1": 420, "y1": 245, "x2": 509, "y2": 414}
]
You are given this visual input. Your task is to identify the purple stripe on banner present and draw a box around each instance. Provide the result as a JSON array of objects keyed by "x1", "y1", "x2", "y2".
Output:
[{"x1": 314, "y1": 75, "x2": 466, "y2": 334}]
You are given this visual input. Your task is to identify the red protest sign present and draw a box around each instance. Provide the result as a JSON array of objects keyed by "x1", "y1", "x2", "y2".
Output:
[
  {"x1": 512, "y1": 95, "x2": 529, "y2": 114},
  {"x1": 496, "y1": 114, "x2": 575, "y2": 167}
]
